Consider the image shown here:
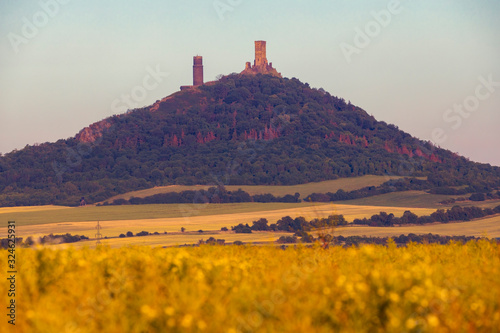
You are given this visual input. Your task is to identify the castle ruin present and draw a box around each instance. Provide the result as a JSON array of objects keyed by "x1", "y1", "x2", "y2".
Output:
[
  {"x1": 241, "y1": 41, "x2": 282, "y2": 77},
  {"x1": 180, "y1": 41, "x2": 281, "y2": 91}
]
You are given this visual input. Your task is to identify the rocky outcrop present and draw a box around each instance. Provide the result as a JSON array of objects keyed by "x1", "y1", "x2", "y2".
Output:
[{"x1": 75, "y1": 119, "x2": 112, "y2": 143}]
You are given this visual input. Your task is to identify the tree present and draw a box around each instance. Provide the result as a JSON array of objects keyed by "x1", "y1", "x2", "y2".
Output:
[
  {"x1": 293, "y1": 217, "x2": 309, "y2": 231},
  {"x1": 251, "y1": 218, "x2": 269, "y2": 231},
  {"x1": 276, "y1": 216, "x2": 294, "y2": 231},
  {"x1": 232, "y1": 223, "x2": 252, "y2": 233},
  {"x1": 430, "y1": 209, "x2": 448, "y2": 223},
  {"x1": 400, "y1": 211, "x2": 418, "y2": 224}
]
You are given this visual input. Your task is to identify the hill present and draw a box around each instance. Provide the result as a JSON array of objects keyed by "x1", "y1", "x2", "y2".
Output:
[{"x1": 0, "y1": 74, "x2": 499, "y2": 206}]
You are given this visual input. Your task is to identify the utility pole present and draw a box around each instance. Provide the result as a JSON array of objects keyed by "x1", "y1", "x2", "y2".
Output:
[{"x1": 95, "y1": 221, "x2": 102, "y2": 246}]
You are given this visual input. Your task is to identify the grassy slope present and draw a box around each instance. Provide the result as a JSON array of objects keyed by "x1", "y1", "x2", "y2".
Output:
[
  {"x1": 103, "y1": 175, "x2": 412, "y2": 202},
  {"x1": 340, "y1": 191, "x2": 500, "y2": 209}
]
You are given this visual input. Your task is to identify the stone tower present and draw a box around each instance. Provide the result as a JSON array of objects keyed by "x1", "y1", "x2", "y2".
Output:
[
  {"x1": 254, "y1": 41, "x2": 268, "y2": 68},
  {"x1": 241, "y1": 41, "x2": 282, "y2": 78},
  {"x1": 193, "y1": 56, "x2": 203, "y2": 86}
]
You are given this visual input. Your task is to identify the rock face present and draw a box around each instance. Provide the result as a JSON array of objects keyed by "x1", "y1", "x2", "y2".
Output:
[
  {"x1": 75, "y1": 119, "x2": 112, "y2": 143},
  {"x1": 241, "y1": 41, "x2": 282, "y2": 77}
]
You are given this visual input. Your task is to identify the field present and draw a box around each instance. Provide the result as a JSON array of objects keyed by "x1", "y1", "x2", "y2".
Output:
[
  {"x1": 104, "y1": 175, "x2": 412, "y2": 202},
  {"x1": 2, "y1": 243, "x2": 499, "y2": 332},
  {"x1": 0, "y1": 202, "x2": 327, "y2": 227},
  {"x1": 340, "y1": 190, "x2": 500, "y2": 209},
  {"x1": 0, "y1": 202, "x2": 438, "y2": 243},
  {"x1": 3, "y1": 188, "x2": 500, "y2": 247}
]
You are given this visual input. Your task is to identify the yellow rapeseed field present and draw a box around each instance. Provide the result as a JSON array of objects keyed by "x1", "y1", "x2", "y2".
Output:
[{"x1": 1, "y1": 241, "x2": 500, "y2": 332}]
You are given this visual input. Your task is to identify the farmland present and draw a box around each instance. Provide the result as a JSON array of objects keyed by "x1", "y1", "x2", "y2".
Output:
[
  {"x1": 0, "y1": 202, "x2": 327, "y2": 227},
  {"x1": 1, "y1": 202, "x2": 438, "y2": 241},
  {"x1": 2, "y1": 177, "x2": 499, "y2": 247}
]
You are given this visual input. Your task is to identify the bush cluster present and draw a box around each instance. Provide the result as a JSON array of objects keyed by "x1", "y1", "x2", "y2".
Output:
[
  {"x1": 232, "y1": 215, "x2": 347, "y2": 234},
  {"x1": 354, "y1": 205, "x2": 500, "y2": 227},
  {"x1": 0, "y1": 233, "x2": 88, "y2": 249}
]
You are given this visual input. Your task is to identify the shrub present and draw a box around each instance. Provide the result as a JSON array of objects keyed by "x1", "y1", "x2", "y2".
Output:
[
  {"x1": 232, "y1": 223, "x2": 252, "y2": 233},
  {"x1": 112, "y1": 198, "x2": 129, "y2": 205},
  {"x1": 470, "y1": 193, "x2": 486, "y2": 201},
  {"x1": 277, "y1": 236, "x2": 297, "y2": 244}
]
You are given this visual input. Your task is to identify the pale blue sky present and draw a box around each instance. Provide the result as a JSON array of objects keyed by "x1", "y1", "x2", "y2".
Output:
[{"x1": 1, "y1": 0, "x2": 499, "y2": 165}]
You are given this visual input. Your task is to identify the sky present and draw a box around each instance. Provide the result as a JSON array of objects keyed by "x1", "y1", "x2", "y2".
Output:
[{"x1": 1, "y1": 0, "x2": 499, "y2": 166}]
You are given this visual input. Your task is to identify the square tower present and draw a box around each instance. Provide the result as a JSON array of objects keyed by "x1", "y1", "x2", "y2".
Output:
[
  {"x1": 254, "y1": 41, "x2": 268, "y2": 68},
  {"x1": 193, "y1": 56, "x2": 203, "y2": 86}
]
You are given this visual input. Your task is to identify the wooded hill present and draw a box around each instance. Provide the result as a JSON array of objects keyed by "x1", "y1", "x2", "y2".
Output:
[{"x1": 1, "y1": 74, "x2": 499, "y2": 206}]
